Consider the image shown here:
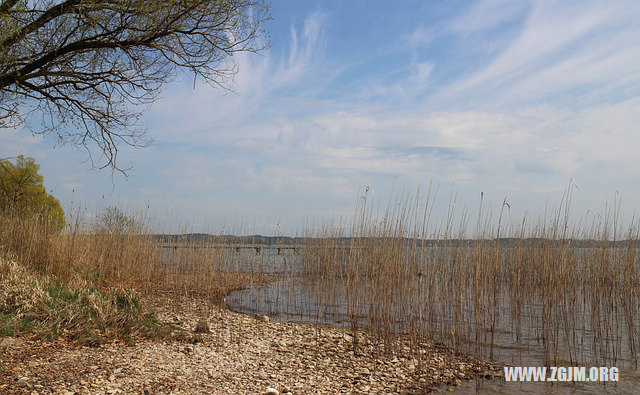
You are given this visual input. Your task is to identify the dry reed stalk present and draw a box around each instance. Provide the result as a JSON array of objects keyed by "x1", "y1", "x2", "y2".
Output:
[{"x1": 290, "y1": 186, "x2": 640, "y2": 370}]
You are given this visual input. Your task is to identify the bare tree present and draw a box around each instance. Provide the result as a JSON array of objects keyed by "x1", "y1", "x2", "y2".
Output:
[
  {"x1": 0, "y1": 0, "x2": 270, "y2": 172},
  {"x1": 95, "y1": 206, "x2": 140, "y2": 235}
]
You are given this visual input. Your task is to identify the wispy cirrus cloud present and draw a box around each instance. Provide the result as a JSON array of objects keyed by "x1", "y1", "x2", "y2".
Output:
[
  {"x1": 403, "y1": 25, "x2": 434, "y2": 49},
  {"x1": 147, "y1": 11, "x2": 331, "y2": 143},
  {"x1": 434, "y1": 1, "x2": 637, "y2": 109}
]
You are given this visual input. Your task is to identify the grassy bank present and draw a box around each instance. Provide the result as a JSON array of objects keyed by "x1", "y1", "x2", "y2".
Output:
[{"x1": 0, "y1": 213, "x2": 268, "y2": 344}]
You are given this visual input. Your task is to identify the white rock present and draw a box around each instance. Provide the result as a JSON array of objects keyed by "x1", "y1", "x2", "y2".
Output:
[{"x1": 263, "y1": 387, "x2": 279, "y2": 395}]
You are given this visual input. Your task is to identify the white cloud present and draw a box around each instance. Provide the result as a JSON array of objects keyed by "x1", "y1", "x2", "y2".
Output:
[
  {"x1": 285, "y1": 11, "x2": 326, "y2": 83},
  {"x1": 356, "y1": 59, "x2": 435, "y2": 103},
  {"x1": 409, "y1": 61, "x2": 435, "y2": 85},
  {"x1": 147, "y1": 11, "x2": 330, "y2": 144}
]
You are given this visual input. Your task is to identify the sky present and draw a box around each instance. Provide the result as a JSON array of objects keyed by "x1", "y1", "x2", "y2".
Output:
[{"x1": 2, "y1": 0, "x2": 640, "y2": 235}]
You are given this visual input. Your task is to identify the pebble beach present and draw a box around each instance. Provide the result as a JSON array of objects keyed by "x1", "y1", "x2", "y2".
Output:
[{"x1": 0, "y1": 297, "x2": 500, "y2": 394}]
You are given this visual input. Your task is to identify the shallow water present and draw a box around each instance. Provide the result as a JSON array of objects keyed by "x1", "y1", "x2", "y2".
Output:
[{"x1": 160, "y1": 244, "x2": 299, "y2": 274}]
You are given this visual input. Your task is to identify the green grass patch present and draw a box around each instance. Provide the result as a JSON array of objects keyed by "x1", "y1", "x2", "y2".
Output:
[
  {"x1": 0, "y1": 257, "x2": 172, "y2": 345},
  {"x1": 46, "y1": 279, "x2": 79, "y2": 304}
]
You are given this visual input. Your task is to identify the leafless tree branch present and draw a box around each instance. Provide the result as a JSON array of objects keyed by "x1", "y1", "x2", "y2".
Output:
[{"x1": 0, "y1": 0, "x2": 271, "y2": 173}]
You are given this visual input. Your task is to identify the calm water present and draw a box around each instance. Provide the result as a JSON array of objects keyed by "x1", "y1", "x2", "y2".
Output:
[{"x1": 160, "y1": 244, "x2": 299, "y2": 273}]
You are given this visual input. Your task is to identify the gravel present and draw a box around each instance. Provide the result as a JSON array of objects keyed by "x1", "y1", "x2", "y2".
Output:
[{"x1": 0, "y1": 298, "x2": 500, "y2": 394}]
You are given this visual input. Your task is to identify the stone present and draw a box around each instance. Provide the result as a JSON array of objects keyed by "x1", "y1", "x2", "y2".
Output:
[{"x1": 263, "y1": 387, "x2": 279, "y2": 395}]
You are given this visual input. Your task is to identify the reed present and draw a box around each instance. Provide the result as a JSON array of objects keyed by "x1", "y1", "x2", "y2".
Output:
[
  {"x1": 292, "y1": 187, "x2": 640, "y2": 370},
  {"x1": 0, "y1": 210, "x2": 270, "y2": 298}
]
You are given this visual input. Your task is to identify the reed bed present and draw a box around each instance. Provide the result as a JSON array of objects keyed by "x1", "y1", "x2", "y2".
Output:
[
  {"x1": 295, "y1": 187, "x2": 640, "y2": 370},
  {"x1": 0, "y1": 212, "x2": 272, "y2": 299}
]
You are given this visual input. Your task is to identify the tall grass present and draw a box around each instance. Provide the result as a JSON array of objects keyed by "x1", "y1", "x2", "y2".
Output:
[
  {"x1": 0, "y1": 209, "x2": 274, "y2": 342},
  {"x1": 0, "y1": 212, "x2": 269, "y2": 301}
]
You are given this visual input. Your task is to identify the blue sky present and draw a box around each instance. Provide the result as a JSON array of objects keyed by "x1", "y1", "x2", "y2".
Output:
[{"x1": 3, "y1": 0, "x2": 640, "y2": 235}]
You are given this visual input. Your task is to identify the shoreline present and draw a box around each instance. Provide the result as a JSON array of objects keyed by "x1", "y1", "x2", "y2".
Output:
[{"x1": 0, "y1": 295, "x2": 501, "y2": 394}]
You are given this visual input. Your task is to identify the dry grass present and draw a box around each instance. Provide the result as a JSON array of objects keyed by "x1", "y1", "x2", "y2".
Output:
[
  {"x1": 0, "y1": 212, "x2": 269, "y2": 343},
  {"x1": 0, "y1": 213, "x2": 268, "y2": 300},
  {"x1": 0, "y1": 256, "x2": 168, "y2": 344}
]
